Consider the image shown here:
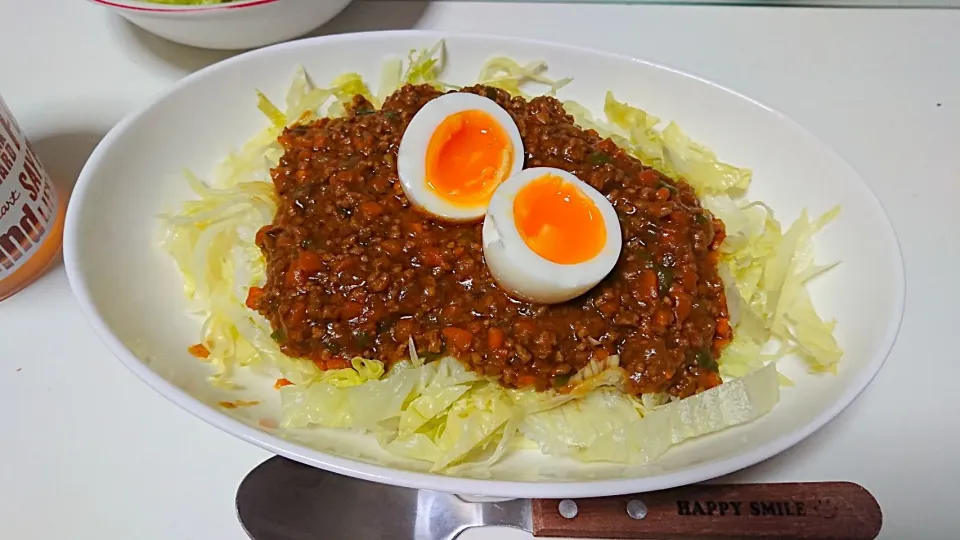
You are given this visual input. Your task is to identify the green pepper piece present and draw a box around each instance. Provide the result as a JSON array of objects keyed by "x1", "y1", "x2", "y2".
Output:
[{"x1": 589, "y1": 151, "x2": 612, "y2": 165}]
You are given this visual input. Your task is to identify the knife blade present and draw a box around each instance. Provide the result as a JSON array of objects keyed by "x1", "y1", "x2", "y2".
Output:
[{"x1": 237, "y1": 456, "x2": 881, "y2": 540}]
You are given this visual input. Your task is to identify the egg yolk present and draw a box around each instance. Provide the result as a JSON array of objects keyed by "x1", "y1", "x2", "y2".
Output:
[
  {"x1": 513, "y1": 174, "x2": 606, "y2": 265},
  {"x1": 425, "y1": 109, "x2": 513, "y2": 207}
]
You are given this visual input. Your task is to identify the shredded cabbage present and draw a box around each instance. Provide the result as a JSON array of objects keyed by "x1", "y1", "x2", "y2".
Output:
[
  {"x1": 565, "y1": 93, "x2": 844, "y2": 376},
  {"x1": 521, "y1": 363, "x2": 779, "y2": 464},
  {"x1": 161, "y1": 40, "x2": 841, "y2": 472},
  {"x1": 282, "y1": 357, "x2": 508, "y2": 471},
  {"x1": 476, "y1": 57, "x2": 571, "y2": 98},
  {"x1": 708, "y1": 199, "x2": 843, "y2": 375}
]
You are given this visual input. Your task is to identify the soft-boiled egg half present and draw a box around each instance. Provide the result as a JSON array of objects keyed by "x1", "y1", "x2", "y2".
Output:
[
  {"x1": 397, "y1": 93, "x2": 524, "y2": 222},
  {"x1": 483, "y1": 167, "x2": 623, "y2": 304}
]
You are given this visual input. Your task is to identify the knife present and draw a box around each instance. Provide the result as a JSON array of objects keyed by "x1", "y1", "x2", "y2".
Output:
[{"x1": 236, "y1": 456, "x2": 882, "y2": 540}]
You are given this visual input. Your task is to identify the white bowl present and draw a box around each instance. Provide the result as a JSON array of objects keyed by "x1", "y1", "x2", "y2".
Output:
[
  {"x1": 64, "y1": 31, "x2": 905, "y2": 498},
  {"x1": 89, "y1": 0, "x2": 353, "y2": 50}
]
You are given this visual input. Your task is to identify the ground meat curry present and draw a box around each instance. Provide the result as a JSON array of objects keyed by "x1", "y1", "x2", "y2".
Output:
[{"x1": 249, "y1": 84, "x2": 731, "y2": 398}]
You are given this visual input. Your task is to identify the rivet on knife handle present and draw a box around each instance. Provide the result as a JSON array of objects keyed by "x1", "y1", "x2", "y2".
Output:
[{"x1": 531, "y1": 482, "x2": 882, "y2": 539}]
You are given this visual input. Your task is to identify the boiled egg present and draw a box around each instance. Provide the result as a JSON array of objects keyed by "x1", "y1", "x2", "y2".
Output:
[
  {"x1": 397, "y1": 93, "x2": 524, "y2": 222},
  {"x1": 483, "y1": 167, "x2": 622, "y2": 304}
]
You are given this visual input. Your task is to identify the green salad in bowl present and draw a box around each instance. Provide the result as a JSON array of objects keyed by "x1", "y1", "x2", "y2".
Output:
[{"x1": 89, "y1": 0, "x2": 353, "y2": 49}]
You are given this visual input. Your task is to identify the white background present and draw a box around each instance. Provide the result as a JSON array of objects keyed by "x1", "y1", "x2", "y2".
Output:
[{"x1": 1, "y1": 1, "x2": 958, "y2": 539}]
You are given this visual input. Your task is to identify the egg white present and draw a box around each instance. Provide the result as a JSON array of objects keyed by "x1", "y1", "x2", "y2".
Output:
[
  {"x1": 397, "y1": 93, "x2": 524, "y2": 222},
  {"x1": 482, "y1": 167, "x2": 623, "y2": 304}
]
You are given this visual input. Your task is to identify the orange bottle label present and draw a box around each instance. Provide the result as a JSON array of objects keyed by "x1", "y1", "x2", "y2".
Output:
[{"x1": 0, "y1": 95, "x2": 61, "y2": 291}]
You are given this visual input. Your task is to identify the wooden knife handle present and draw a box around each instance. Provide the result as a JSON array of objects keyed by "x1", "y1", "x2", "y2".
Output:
[{"x1": 532, "y1": 482, "x2": 881, "y2": 539}]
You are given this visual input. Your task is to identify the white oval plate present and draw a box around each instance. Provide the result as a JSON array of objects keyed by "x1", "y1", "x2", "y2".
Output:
[{"x1": 64, "y1": 31, "x2": 904, "y2": 498}]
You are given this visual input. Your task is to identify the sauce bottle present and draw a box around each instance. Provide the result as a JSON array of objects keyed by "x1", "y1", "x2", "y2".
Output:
[{"x1": 0, "y1": 94, "x2": 66, "y2": 301}]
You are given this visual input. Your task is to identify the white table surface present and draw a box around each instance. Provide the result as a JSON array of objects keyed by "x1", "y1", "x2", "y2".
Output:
[{"x1": 2, "y1": 1, "x2": 958, "y2": 539}]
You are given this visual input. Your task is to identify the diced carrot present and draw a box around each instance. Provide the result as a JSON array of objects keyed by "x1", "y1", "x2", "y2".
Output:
[
  {"x1": 187, "y1": 344, "x2": 210, "y2": 359},
  {"x1": 516, "y1": 375, "x2": 538, "y2": 387},
  {"x1": 332, "y1": 255, "x2": 357, "y2": 273},
  {"x1": 701, "y1": 372, "x2": 722, "y2": 391},
  {"x1": 296, "y1": 251, "x2": 323, "y2": 273},
  {"x1": 284, "y1": 267, "x2": 298, "y2": 288},
  {"x1": 287, "y1": 302, "x2": 307, "y2": 327},
  {"x1": 487, "y1": 327, "x2": 505, "y2": 349},
  {"x1": 440, "y1": 304, "x2": 460, "y2": 322},
  {"x1": 595, "y1": 295, "x2": 620, "y2": 317},
  {"x1": 638, "y1": 169, "x2": 661, "y2": 185},
  {"x1": 513, "y1": 319, "x2": 536, "y2": 336},
  {"x1": 713, "y1": 317, "x2": 733, "y2": 354},
  {"x1": 597, "y1": 138, "x2": 619, "y2": 155},
  {"x1": 654, "y1": 308, "x2": 672, "y2": 328},
  {"x1": 716, "y1": 318, "x2": 731, "y2": 338},
  {"x1": 420, "y1": 247, "x2": 444, "y2": 267},
  {"x1": 380, "y1": 239, "x2": 403, "y2": 258},
  {"x1": 393, "y1": 318, "x2": 414, "y2": 342},
  {"x1": 245, "y1": 287, "x2": 264, "y2": 310},
  {"x1": 359, "y1": 201, "x2": 385, "y2": 218},
  {"x1": 441, "y1": 326, "x2": 474, "y2": 350},
  {"x1": 640, "y1": 269, "x2": 659, "y2": 301},
  {"x1": 341, "y1": 301, "x2": 364, "y2": 320},
  {"x1": 285, "y1": 251, "x2": 324, "y2": 288},
  {"x1": 326, "y1": 357, "x2": 351, "y2": 370},
  {"x1": 678, "y1": 269, "x2": 698, "y2": 294},
  {"x1": 593, "y1": 348, "x2": 610, "y2": 362},
  {"x1": 255, "y1": 225, "x2": 270, "y2": 246},
  {"x1": 712, "y1": 338, "x2": 732, "y2": 356},
  {"x1": 274, "y1": 378, "x2": 294, "y2": 389},
  {"x1": 673, "y1": 292, "x2": 693, "y2": 324}
]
